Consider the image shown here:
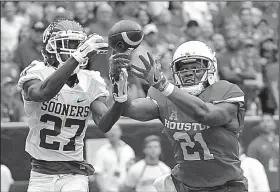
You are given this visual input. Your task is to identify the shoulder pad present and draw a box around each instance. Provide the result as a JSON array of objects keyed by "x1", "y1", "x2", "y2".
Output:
[
  {"x1": 20, "y1": 60, "x2": 46, "y2": 76},
  {"x1": 18, "y1": 60, "x2": 49, "y2": 90},
  {"x1": 207, "y1": 80, "x2": 244, "y2": 105}
]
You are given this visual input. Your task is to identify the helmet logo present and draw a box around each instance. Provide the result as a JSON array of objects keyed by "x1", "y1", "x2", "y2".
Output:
[{"x1": 43, "y1": 28, "x2": 50, "y2": 44}]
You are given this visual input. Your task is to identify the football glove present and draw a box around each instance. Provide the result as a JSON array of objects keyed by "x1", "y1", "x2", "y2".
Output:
[
  {"x1": 72, "y1": 34, "x2": 108, "y2": 64},
  {"x1": 109, "y1": 52, "x2": 131, "y2": 103},
  {"x1": 111, "y1": 68, "x2": 129, "y2": 103},
  {"x1": 131, "y1": 52, "x2": 170, "y2": 92}
]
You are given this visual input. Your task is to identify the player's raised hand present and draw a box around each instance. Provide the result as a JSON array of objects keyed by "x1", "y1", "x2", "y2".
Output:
[
  {"x1": 131, "y1": 52, "x2": 169, "y2": 92},
  {"x1": 109, "y1": 52, "x2": 130, "y2": 80},
  {"x1": 72, "y1": 33, "x2": 108, "y2": 64},
  {"x1": 111, "y1": 68, "x2": 129, "y2": 103},
  {"x1": 109, "y1": 52, "x2": 131, "y2": 103}
]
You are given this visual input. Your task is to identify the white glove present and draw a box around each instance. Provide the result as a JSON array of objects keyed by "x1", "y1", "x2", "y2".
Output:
[
  {"x1": 72, "y1": 34, "x2": 108, "y2": 64},
  {"x1": 111, "y1": 68, "x2": 128, "y2": 103},
  {"x1": 109, "y1": 51, "x2": 131, "y2": 103}
]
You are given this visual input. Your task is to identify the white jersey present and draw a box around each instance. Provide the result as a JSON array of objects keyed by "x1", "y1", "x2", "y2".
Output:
[{"x1": 18, "y1": 60, "x2": 109, "y2": 161}]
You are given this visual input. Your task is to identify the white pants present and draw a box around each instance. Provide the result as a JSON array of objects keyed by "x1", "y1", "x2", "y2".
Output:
[
  {"x1": 153, "y1": 174, "x2": 177, "y2": 192},
  {"x1": 28, "y1": 171, "x2": 89, "y2": 192}
]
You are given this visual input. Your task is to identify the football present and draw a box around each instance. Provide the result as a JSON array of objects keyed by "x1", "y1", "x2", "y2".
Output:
[{"x1": 108, "y1": 20, "x2": 144, "y2": 53}]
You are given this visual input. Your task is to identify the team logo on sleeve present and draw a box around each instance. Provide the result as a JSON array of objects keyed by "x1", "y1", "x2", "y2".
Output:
[{"x1": 169, "y1": 110, "x2": 178, "y2": 121}]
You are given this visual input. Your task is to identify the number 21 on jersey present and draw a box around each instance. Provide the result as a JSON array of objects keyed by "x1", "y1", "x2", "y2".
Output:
[{"x1": 173, "y1": 132, "x2": 214, "y2": 161}]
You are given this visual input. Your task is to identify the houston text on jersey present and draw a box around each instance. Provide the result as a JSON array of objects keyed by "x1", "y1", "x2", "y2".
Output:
[{"x1": 164, "y1": 119, "x2": 210, "y2": 131}]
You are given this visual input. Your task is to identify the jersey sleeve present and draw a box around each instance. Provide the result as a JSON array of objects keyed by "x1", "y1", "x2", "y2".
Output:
[
  {"x1": 211, "y1": 81, "x2": 245, "y2": 107},
  {"x1": 18, "y1": 60, "x2": 46, "y2": 90},
  {"x1": 89, "y1": 70, "x2": 110, "y2": 102}
]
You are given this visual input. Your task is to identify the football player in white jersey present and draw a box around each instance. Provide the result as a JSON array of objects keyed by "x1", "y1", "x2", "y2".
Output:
[{"x1": 17, "y1": 19, "x2": 129, "y2": 192}]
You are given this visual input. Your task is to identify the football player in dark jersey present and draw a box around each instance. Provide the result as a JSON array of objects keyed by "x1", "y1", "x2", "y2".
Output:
[{"x1": 102, "y1": 41, "x2": 248, "y2": 191}]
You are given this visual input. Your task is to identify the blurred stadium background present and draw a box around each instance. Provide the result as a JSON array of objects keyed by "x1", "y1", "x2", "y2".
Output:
[{"x1": 1, "y1": 1, "x2": 279, "y2": 192}]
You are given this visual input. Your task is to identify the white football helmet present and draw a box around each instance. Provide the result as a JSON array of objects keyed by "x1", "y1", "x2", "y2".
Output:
[
  {"x1": 171, "y1": 41, "x2": 219, "y2": 96},
  {"x1": 42, "y1": 19, "x2": 87, "y2": 74}
]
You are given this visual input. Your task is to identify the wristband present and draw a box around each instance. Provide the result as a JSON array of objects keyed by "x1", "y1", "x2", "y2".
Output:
[
  {"x1": 161, "y1": 83, "x2": 175, "y2": 97},
  {"x1": 72, "y1": 52, "x2": 86, "y2": 64},
  {"x1": 113, "y1": 94, "x2": 127, "y2": 103}
]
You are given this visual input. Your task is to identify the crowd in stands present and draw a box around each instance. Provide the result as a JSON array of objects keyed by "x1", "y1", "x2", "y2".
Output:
[{"x1": 1, "y1": 1, "x2": 279, "y2": 121}]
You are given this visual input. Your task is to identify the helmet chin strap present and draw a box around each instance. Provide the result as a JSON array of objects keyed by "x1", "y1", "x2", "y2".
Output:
[
  {"x1": 181, "y1": 83, "x2": 205, "y2": 96},
  {"x1": 176, "y1": 69, "x2": 208, "y2": 96}
]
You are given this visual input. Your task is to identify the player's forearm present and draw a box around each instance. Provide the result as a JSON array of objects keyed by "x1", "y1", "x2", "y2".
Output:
[
  {"x1": 121, "y1": 97, "x2": 133, "y2": 118},
  {"x1": 121, "y1": 97, "x2": 157, "y2": 121},
  {"x1": 167, "y1": 86, "x2": 210, "y2": 122},
  {"x1": 98, "y1": 102, "x2": 124, "y2": 133},
  {"x1": 36, "y1": 57, "x2": 79, "y2": 100}
]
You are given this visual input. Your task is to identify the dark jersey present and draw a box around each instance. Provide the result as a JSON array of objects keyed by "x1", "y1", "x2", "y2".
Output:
[{"x1": 148, "y1": 80, "x2": 245, "y2": 188}]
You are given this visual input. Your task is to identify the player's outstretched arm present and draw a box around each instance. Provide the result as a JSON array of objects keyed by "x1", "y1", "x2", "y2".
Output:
[
  {"x1": 96, "y1": 95, "x2": 159, "y2": 133},
  {"x1": 94, "y1": 52, "x2": 130, "y2": 132},
  {"x1": 166, "y1": 87, "x2": 239, "y2": 126},
  {"x1": 96, "y1": 53, "x2": 159, "y2": 132},
  {"x1": 90, "y1": 96, "x2": 125, "y2": 133},
  {"x1": 122, "y1": 96, "x2": 159, "y2": 121},
  {"x1": 21, "y1": 34, "x2": 108, "y2": 102},
  {"x1": 93, "y1": 96, "x2": 159, "y2": 133},
  {"x1": 109, "y1": 52, "x2": 160, "y2": 121},
  {"x1": 133, "y1": 52, "x2": 240, "y2": 127},
  {"x1": 22, "y1": 57, "x2": 79, "y2": 102}
]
